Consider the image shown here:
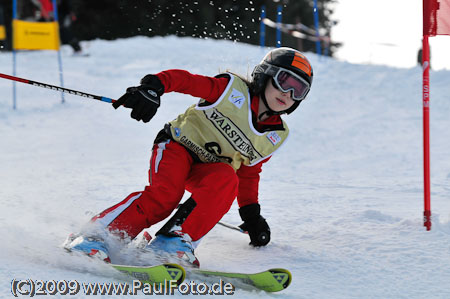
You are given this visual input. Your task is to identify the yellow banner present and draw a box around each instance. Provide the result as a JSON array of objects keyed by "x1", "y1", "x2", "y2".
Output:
[
  {"x1": 0, "y1": 25, "x2": 5, "y2": 40},
  {"x1": 13, "y1": 19, "x2": 60, "y2": 50}
]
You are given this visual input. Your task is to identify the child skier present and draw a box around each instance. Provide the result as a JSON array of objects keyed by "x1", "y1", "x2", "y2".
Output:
[{"x1": 63, "y1": 47, "x2": 313, "y2": 267}]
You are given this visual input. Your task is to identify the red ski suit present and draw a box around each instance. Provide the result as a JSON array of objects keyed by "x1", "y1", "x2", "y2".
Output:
[{"x1": 92, "y1": 70, "x2": 284, "y2": 242}]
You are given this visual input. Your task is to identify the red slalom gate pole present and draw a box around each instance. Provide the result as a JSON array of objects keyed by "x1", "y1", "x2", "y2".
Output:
[
  {"x1": 0, "y1": 73, "x2": 117, "y2": 104},
  {"x1": 422, "y1": 35, "x2": 431, "y2": 231}
]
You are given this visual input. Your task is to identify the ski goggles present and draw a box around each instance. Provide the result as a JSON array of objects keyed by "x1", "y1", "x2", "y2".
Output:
[{"x1": 262, "y1": 65, "x2": 311, "y2": 101}]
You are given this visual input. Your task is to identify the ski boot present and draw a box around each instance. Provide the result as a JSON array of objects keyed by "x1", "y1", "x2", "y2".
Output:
[
  {"x1": 63, "y1": 233, "x2": 111, "y2": 263},
  {"x1": 145, "y1": 229, "x2": 200, "y2": 267}
]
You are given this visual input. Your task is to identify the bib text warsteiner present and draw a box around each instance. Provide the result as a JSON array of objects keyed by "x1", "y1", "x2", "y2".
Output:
[{"x1": 169, "y1": 74, "x2": 289, "y2": 170}]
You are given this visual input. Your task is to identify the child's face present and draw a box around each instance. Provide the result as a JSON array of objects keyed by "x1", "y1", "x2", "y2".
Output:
[{"x1": 264, "y1": 79, "x2": 296, "y2": 112}]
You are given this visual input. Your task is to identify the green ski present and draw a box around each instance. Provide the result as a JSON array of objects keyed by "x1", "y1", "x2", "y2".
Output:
[
  {"x1": 191, "y1": 267, "x2": 292, "y2": 292},
  {"x1": 112, "y1": 263, "x2": 185, "y2": 286}
]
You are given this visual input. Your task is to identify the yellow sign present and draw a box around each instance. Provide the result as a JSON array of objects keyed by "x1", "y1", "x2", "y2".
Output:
[
  {"x1": 13, "y1": 19, "x2": 60, "y2": 50},
  {"x1": 0, "y1": 25, "x2": 5, "y2": 40}
]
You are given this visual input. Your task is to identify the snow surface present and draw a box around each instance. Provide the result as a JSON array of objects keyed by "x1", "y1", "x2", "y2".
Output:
[{"x1": 1, "y1": 36, "x2": 450, "y2": 298}]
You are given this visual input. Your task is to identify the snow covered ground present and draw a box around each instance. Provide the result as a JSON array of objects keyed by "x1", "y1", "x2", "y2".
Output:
[{"x1": 1, "y1": 36, "x2": 450, "y2": 298}]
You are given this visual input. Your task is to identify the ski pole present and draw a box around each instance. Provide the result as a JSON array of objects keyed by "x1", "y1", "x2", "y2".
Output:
[
  {"x1": 174, "y1": 202, "x2": 247, "y2": 235},
  {"x1": 218, "y1": 221, "x2": 247, "y2": 234},
  {"x1": 0, "y1": 73, "x2": 116, "y2": 104},
  {"x1": 174, "y1": 203, "x2": 247, "y2": 235},
  {"x1": 219, "y1": 221, "x2": 271, "y2": 245}
]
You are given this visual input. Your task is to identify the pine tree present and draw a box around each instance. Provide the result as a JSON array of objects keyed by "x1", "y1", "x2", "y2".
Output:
[{"x1": 1, "y1": 0, "x2": 338, "y2": 55}]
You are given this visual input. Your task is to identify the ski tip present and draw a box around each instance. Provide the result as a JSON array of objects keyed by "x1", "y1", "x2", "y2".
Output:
[
  {"x1": 163, "y1": 263, "x2": 186, "y2": 285},
  {"x1": 268, "y1": 268, "x2": 292, "y2": 290}
]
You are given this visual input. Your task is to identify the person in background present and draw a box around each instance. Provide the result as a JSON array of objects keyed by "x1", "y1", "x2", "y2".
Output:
[
  {"x1": 417, "y1": 46, "x2": 431, "y2": 69},
  {"x1": 33, "y1": 0, "x2": 85, "y2": 55},
  {"x1": 0, "y1": 4, "x2": 7, "y2": 51},
  {"x1": 57, "y1": 0, "x2": 85, "y2": 55}
]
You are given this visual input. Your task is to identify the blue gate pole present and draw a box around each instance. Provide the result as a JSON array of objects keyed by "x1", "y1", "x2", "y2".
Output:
[
  {"x1": 52, "y1": 0, "x2": 64, "y2": 103},
  {"x1": 259, "y1": 5, "x2": 266, "y2": 48},
  {"x1": 12, "y1": 0, "x2": 17, "y2": 109},
  {"x1": 276, "y1": 5, "x2": 282, "y2": 48},
  {"x1": 313, "y1": 0, "x2": 321, "y2": 56}
]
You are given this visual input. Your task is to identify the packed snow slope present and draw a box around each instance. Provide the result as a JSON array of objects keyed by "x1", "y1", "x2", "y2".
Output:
[{"x1": 1, "y1": 36, "x2": 450, "y2": 298}]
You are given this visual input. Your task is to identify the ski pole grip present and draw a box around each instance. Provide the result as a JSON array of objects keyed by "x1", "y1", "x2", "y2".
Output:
[{"x1": 257, "y1": 232, "x2": 270, "y2": 244}]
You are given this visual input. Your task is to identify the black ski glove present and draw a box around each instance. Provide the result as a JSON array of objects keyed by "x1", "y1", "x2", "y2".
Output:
[
  {"x1": 113, "y1": 74, "x2": 164, "y2": 123},
  {"x1": 239, "y1": 203, "x2": 271, "y2": 247}
]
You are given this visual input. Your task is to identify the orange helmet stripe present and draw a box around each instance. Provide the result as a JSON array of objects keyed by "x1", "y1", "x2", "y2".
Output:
[{"x1": 291, "y1": 52, "x2": 312, "y2": 76}]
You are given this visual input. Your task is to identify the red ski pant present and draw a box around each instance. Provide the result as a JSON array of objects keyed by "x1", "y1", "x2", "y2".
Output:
[{"x1": 91, "y1": 140, "x2": 239, "y2": 241}]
